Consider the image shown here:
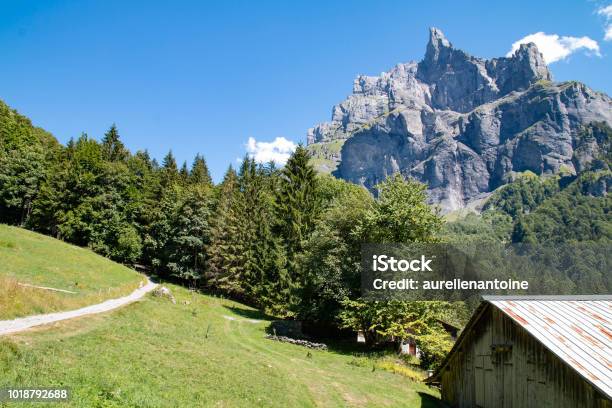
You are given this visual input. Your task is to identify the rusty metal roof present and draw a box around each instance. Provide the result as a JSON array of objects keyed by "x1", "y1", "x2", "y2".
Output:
[
  {"x1": 427, "y1": 295, "x2": 612, "y2": 400},
  {"x1": 485, "y1": 295, "x2": 612, "y2": 399}
]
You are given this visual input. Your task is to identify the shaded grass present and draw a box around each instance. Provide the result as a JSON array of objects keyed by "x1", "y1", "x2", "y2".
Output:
[
  {"x1": 0, "y1": 225, "x2": 144, "y2": 319},
  {"x1": 1, "y1": 285, "x2": 443, "y2": 407},
  {"x1": 347, "y1": 354, "x2": 428, "y2": 383}
]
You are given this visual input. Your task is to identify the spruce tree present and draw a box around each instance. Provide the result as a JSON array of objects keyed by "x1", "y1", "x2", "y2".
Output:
[
  {"x1": 190, "y1": 154, "x2": 212, "y2": 186},
  {"x1": 101, "y1": 124, "x2": 128, "y2": 162},
  {"x1": 162, "y1": 150, "x2": 177, "y2": 171},
  {"x1": 179, "y1": 161, "x2": 189, "y2": 184},
  {"x1": 160, "y1": 150, "x2": 179, "y2": 188},
  {"x1": 206, "y1": 166, "x2": 245, "y2": 295},
  {"x1": 249, "y1": 163, "x2": 289, "y2": 314},
  {"x1": 236, "y1": 158, "x2": 285, "y2": 305},
  {"x1": 165, "y1": 185, "x2": 211, "y2": 286},
  {"x1": 274, "y1": 145, "x2": 320, "y2": 312},
  {"x1": 275, "y1": 145, "x2": 319, "y2": 255}
]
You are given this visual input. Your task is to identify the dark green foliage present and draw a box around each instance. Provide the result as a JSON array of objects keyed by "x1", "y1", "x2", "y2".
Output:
[
  {"x1": 296, "y1": 175, "x2": 373, "y2": 322},
  {"x1": 518, "y1": 172, "x2": 611, "y2": 242},
  {"x1": 483, "y1": 172, "x2": 560, "y2": 218},
  {"x1": 511, "y1": 215, "x2": 535, "y2": 244},
  {"x1": 0, "y1": 100, "x2": 59, "y2": 225},
  {"x1": 482, "y1": 171, "x2": 610, "y2": 243},
  {"x1": 153, "y1": 185, "x2": 212, "y2": 284},
  {"x1": 206, "y1": 166, "x2": 244, "y2": 293},
  {"x1": 273, "y1": 146, "x2": 320, "y2": 313},
  {"x1": 190, "y1": 154, "x2": 212, "y2": 186},
  {"x1": 206, "y1": 160, "x2": 289, "y2": 313},
  {"x1": 442, "y1": 212, "x2": 512, "y2": 244},
  {"x1": 275, "y1": 145, "x2": 320, "y2": 256},
  {"x1": 359, "y1": 174, "x2": 443, "y2": 243},
  {"x1": 481, "y1": 123, "x2": 611, "y2": 244},
  {"x1": 101, "y1": 124, "x2": 129, "y2": 162},
  {"x1": 30, "y1": 134, "x2": 143, "y2": 264},
  {"x1": 2, "y1": 98, "x2": 609, "y2": 372},
  {"x1": 179, "y1": 161, "x2": 189, "y2": 184},
  {"x1": 0, "y1": 146, "x2": 47, "y2": 225},
  {"x1": 237, "y1": 159, "x2": 288, "y2": 311},
  {"x1": 160, "y1": 150, "x2": 179, "y2": 188}
]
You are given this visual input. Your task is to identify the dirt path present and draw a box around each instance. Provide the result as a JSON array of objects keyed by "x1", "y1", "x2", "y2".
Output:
[{"x1": 0, "y1": 278, "x2": 158, "y2": 336}]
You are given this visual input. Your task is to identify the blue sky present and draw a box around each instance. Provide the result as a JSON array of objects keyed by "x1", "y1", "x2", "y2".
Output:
[{"x1": 1, "y1": 0, "x2": 611, "y2": 182}]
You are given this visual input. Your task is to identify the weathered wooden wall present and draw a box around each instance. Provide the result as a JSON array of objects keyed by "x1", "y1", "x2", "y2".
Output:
[{"x1": 439, "y1": 306, "x2": 611, "y2": 408}]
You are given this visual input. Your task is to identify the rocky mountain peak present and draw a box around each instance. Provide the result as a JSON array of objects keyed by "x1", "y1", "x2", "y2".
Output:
[
  {"x1": 509, "y1": 42, "x2": 552, "y2": 83},
  {"x1": 307, "y1": 28, "x2": 611, "y2": 212},
  {"x1": 424, "y1": 27, "x2": 453, "y2": 63}
]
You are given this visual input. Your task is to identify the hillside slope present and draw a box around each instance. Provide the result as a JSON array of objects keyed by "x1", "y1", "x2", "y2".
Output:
[
  {"x1": 0, "y1": 225, "x2": 145, "y2": 319},
  {"x1": 1, "y1": 284, "x2": 442, "y2": 407}
]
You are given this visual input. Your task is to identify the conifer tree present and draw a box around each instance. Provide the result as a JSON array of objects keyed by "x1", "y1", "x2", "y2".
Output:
[
  {"x1": 275, "y1": 145, "x2": 319, "y2": 255},
  {"x1": 274, "y1": 145, "x2": 320, "y2": 312},
  {"x1": 236, "y1": 158, "x2": 287, "y2": 305},
  {"x1": 162, "y1": 150, "x2": 177, "y2": 170},
  {"x1": 190, "y1": 154, "x2": 212, "y2": 186},
  {"x1": 249, "y1": 163, "x2": 289, "y2": 314},
  {"x1": 101, "y1": 124, "x2": 128, "y2": 162},
  {"x1": 206, "y1": 166, "x2": 245, "y2": 295},
  {"x1": 165, "y1": 185, "x2": 211, "y2": 286},
  {"x1": 160, "y1": 150, "x2": 179, "y2": 188},
  {"x1": 179, "y1": 161, "x2": 189, "y2": 184}
]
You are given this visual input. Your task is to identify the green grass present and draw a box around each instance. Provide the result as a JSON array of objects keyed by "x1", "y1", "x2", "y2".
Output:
[
  {"x1": 308, "y1": 140, "x2": 346, "y2": 174},
  {"x1": 0, "y1": 225, "x2": 145, "y2": 319},
  {"x1": 1, "y1": 285, "x2": 442, "y2": 407},
  {"x1": 0, "y1": 227, "x2": 442, "y2": 406}
]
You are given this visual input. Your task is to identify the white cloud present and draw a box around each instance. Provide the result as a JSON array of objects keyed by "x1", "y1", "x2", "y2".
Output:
[
  {"x1": 598, "y1": 5, "x2": 612, "y2": 41},
  {"x1": 506, "y1": 32, "x2": 600, "y2": 63},
  {"x1": 599, "y1": 4, "x2": 612, "y2": 18},
  {"x1": 245, "y1": 136, "x2": 297, "y2": 165}
]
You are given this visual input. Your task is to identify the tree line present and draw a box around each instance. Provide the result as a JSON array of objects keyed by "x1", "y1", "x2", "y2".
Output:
[
  {"x1": 0, "y1": 101, "x2": 456, "y2": 367},
  {"x1": 2, "y1": 100, "x2": 610, "y2": 368}
]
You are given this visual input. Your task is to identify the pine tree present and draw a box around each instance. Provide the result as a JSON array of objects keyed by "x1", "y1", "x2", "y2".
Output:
[
  {"x1": 274, "y1": 145, "x2": 320, "y2": 312},
  {"x1": 179, "y1": 161, "x2": 189, "y2": 184},
  {"x1": 237, "y1": 158, "x2": 281, "y2": 303},
  {"x1": 206, "y1": 166, "x2": 245, "y2": 295},
  {"x1": 248, "y1": 163, "x2": 289, "y2": 314},
  {"x1": 101, "y1": 124, "x2": 128, "y2": 162},
  {"x1": 160, "y1": 150, "x2": 179, "y2": 188},
  {"x1": 165, "y1": 185, "x2": 211, "y2": 286},
  {"x1": 162, "y1": 150, "x2": 177, "y2": 171},
  {"x1": 275, "y1": 145, "x2": 319, "y2": 255},
  {"x1": 190, "y1": 154, "x2": 212, "y2": 186}
]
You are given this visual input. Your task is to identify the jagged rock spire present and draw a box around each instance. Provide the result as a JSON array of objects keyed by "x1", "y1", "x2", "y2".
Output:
[
  {"x1": 424, "y1": 27, "x2": 453, "y2": 65},
  {"x1": 513, "y1": 42, "x2": 552, "y2": 81},
  {"x1": 307, "y1": 27, "x2": 612, "y2": 212}
]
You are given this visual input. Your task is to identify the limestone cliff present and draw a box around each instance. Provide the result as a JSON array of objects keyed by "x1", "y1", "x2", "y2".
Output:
[{"x1": 307, "y1": 28, "x2": 612, "y2": 211}]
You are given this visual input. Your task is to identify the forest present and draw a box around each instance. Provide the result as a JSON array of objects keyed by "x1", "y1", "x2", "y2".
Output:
[{"x1": 1, "y1": 100, "x2": 610, "y2": 369}]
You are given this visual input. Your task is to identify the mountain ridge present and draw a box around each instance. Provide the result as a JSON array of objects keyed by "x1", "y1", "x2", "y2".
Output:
[{"x1": 307, "y1": 28, "x2": 612, "y2": 211}]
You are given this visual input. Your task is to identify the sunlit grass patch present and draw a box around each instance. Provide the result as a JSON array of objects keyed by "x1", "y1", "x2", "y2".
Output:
[{"x1": 0, "y1": 225, "x2": 144, "y2": 319}]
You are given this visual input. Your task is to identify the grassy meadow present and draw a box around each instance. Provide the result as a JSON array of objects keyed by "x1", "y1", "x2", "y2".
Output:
[
  {"x1": 1, "y1": 284, "x2": 442, "y2": 407},
  {"x1": 0, "y1": 226, "x2": 442, "y2": 407},
  {"x1": 0, "y1": 225, "x2": 145, "y2": 319}
]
